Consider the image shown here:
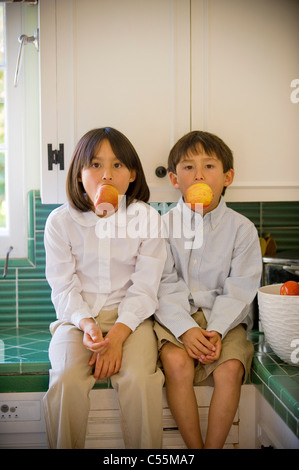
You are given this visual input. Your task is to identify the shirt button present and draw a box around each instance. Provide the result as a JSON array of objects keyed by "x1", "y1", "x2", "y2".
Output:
[{"x1": 193, "y1": 259, "x2": 197, "y2": 265}]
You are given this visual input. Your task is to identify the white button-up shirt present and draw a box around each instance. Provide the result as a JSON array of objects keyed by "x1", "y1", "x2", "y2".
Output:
[
  {"x1": 155, "y1": 197, "x2": 263, "y2": 339},
  {"x1": 44, "y1": 199, "x2": 167, "y2": 331}
]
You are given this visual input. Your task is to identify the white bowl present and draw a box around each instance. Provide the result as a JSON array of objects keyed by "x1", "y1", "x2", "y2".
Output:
[{"x1": 258, "y1": 284, "x2": 299, "y2": 366}]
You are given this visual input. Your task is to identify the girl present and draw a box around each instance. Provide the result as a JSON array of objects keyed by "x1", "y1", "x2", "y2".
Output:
[{"x1": 43, "y1": 127, "x2": 166, "y2": 449}]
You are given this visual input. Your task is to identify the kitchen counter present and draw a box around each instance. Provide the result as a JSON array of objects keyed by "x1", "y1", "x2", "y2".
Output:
[
  {"x1": 0, "y1": 327, "x2": 298, "y2": 440},
  {"x1": 0, "y1": 326, "x2": 110, "y2": 392}
]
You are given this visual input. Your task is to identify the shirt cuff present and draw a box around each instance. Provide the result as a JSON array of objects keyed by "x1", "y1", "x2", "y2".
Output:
[
  {"x1": 115, "y1": 311, "x2": 139, "y2": 332},
  {"x1": 71, "y1": 312, "x2": 95, "y2": 330}
]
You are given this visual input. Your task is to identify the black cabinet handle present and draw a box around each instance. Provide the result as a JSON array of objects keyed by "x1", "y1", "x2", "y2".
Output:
[{"x1": 155, "y1": 166, "x2": 167, "y2": 178}]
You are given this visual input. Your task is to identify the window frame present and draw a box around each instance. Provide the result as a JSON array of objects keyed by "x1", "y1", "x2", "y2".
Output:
[{"x1": 0, "y1": 2, "x2": 27, "y2": 260}]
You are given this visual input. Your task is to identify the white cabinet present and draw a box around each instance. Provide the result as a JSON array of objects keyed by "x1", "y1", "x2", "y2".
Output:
[
  {"x1": 39, "y1": 0, "x2": 190, "y2": 203},
  {"x1": 190, "y1": 0, "x2": 299, "y2": 202},
  {"x1": 39, "y1": 0, "x2": 299, "y2": 204},
  {"x1": 255, "y1": 390, "x2": 299, "y2": 449}
]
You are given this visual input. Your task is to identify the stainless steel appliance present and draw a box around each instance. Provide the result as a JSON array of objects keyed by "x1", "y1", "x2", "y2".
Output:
[{"x1": 262, "y1": 251, "x2": 299, "y2": 286}]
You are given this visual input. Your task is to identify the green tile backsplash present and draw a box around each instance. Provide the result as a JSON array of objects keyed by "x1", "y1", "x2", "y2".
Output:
[
  {"x1": 0, "y1": 190, "x2": 298, "y2": 328},
  {"x1": 0, "y1": 191, "x2": 57, "y2": 328}
]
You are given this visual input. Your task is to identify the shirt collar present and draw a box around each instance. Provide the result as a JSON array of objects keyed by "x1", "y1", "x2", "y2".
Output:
[
  {"x1": 67, "y1": 195, "x2": 128, "y2": 228},
  {"x1": 205, "y1": 196, "x2": 226, "y2": 229},
  {"x1": 176, "y1": 195, "x2": 226, "y2": 230}
]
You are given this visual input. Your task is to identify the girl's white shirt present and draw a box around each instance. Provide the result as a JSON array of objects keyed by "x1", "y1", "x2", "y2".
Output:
[{"x1": 44, "y1": 198, "x2": 167, "y2": 331}]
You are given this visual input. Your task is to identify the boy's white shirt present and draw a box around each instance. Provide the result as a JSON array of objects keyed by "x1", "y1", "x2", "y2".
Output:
[
  {"x1": 44, "y1": 198, "x2": 167, "y2": 331},
  {"x1": 155, "y1": 196, "x2": 263, "y2": 339}
]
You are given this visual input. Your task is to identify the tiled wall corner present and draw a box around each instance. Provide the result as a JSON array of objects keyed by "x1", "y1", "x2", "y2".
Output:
[{"x1": 0, "y1": 191, "x2": 58, "y2": 328}]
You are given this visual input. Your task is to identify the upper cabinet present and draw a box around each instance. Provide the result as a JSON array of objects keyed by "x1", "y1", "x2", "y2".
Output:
[
  {"x1": 39, "y1": 0, "x2": 299, "y2": 204},
  {"x1": 39, "y1": 0, "x2": 190, "y2": 203},
  {"x1": 190, "y1": 0, "x2": 299, "y2": 203}
]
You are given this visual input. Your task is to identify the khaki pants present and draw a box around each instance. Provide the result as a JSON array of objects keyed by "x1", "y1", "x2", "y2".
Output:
[
  {"x1": 154, "y1": 310, "x2": 254, "y2": 385},
  {"x1": 43, "y1": 310, "x2": 164, "y2": 449}
]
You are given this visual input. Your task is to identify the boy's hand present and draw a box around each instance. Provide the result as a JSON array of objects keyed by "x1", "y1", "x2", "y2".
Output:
[
  {"x1": 198, "y1": 331, "x2": 222, "y2": 364},
  {"x1": 181, "y1": 327, "x2": 216, "y2": 360},
  {"x1": 79, "y1": 318, "x2": 110, "y2": 355}
]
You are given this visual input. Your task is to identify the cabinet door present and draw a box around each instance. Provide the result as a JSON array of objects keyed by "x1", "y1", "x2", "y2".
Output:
[
  {"x1": 39, "y1": 0, "x2": 190, "y2": 203},
  {"x1": 191, "y1": 0, "x2": 299, "y2": 202}
]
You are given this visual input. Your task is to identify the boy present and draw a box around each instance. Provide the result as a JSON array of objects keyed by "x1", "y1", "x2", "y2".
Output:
[{"x1": 154, "y1": 130, "x2": 262, "y2": 448}]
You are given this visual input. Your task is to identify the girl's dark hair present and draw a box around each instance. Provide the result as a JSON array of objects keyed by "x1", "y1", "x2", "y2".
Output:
[{"x1": 66, "y1": 127, "x2": 150, "y2": 211}]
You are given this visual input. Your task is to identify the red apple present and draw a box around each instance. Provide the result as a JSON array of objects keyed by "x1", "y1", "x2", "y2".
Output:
[
  {"x1": 280, "y1": 281, "x2": 299, "y2": 296},
  {"x1": 94, "y1": 184, "x2": 120, "y2": 217},
  {"x1": 185, "y1": 183, "x2": 213, "y2": 211}
]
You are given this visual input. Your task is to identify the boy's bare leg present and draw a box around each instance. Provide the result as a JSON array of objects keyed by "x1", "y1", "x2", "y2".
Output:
[
  {"x1": 204, "y1": 359, "x2": 244, "y2": 449},
  {"x1": 160, "y1": 343, "x2": 204, "y2": 449}
]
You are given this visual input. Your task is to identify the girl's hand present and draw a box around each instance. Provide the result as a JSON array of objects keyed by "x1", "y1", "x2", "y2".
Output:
[
  {"x1": 89, "y1": 345, "x2": 122, "y2": 380},
  {"x1": 80, "y1": 318, "x2": 110, "y2": 354},
  {"x1": 90, "y1": 322, "x2": 132, "y2": 380}
]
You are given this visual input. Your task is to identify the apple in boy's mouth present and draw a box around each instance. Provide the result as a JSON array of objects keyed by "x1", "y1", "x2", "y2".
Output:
[
  {"x1": 185, "y1": 183, "x2": 213, "y2": 211},
  {"x1": 94, "y1": 184, "x2": 120, "y2": 217}
]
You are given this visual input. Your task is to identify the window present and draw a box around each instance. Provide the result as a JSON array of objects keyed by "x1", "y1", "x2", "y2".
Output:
[
  {"x1": 0, "y1": 2, "x2": 38, "y2": 259},
  {"x1": 0, "y1": 4, "x2": 5, "y2": 229}
]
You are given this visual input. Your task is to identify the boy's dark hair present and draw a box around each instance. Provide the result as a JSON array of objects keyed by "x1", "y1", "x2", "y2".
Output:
[
  {"x1": 66, "y1": 127, "x2": 150, "y2": 211},
  {"x1": 168, "y1": 130, "x2": 234, "y2": 173},
  {"x1": 167, "y1": 130, "x2": 234, "y2": 195}
]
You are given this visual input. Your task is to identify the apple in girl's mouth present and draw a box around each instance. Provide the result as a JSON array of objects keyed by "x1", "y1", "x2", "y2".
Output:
[
  {"x1": 94, "y1": 184, "x2": 120, "y2": 217},
  {"x1": 185, "y1": 183, "x2": 213, "y2": 211}
]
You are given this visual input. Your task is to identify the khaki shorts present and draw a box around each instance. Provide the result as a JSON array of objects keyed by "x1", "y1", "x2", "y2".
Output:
[{"x1": 153, "y1": 310, "x2": 254, "y2": 385}]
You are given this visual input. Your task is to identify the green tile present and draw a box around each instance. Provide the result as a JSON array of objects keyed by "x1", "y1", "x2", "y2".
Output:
[
  {"x1": 35, "y1": 232, "x2": 46, "y2": 267},
  {"x1": 20, "y1": 328, "x2": 51, "y2": 340},
  {"x1": 20, "y1": 349, "x2": 49, "y2": 363},
  {"x1": 18, "y1": 280, "x2": 56, "y2": 327},
  {"x1": 250, "y1": 369, "x2": 263, "y2": 388},
  {"x1": 35, "y1": 195, "x2": 59, "y2": 231},
  {"x1": 0, "y1": 374, "x2": 49, "y2": 393},
  {"x1": 0, "y1": 258, "x2": 33, "y2": 269},
  {"x1": 260, "y1": 201, "x2": 299, "y2": 251},
  {"x1": 93, "y1": 378, "x2": 112, "y2": 389},
  {"x1": 0, "y1": 327, "x2": 51, "y2": 376},
  {"x1": 18, "y1": 266, "x2": 47, "y2": 280},
  {"x1": 264, "y1": 385, "x2": 276, "y2": 408},
  {"x1": 227, "y1": 202, "x2": 261, "y2": 227},
  {"x1": 0, "y1": 266, "x2": 17, "y2": 281},
  {"x1": 1, "y1": 346, "x2": 31, "y2": 360},
  {"x1": 262, "y1": 201, "x2": 299, "y2": 227},
  {"x1": 1, "y1": 336, "x2": 34, "y2": 348},
  {"x1": 27, "y1": 190, "x2": 35, "y2": 239},
  {"x1": 20, "y1": 361, "x2": 50, "y2": 374},
  {"x1": 252, "y1": 332, "x2": 299, "y2": 437},
  {"x1": 281, "y1": 388, "x2": 299, "y2": 420},
  {"x1": 261, "y1": 228, "x2": 299, "y2": 252},
  {"x1": 0, "y1": 363, "x2": 21, "y2": 376},
  {"x1": 0, "y1": 282, "x2": 17, "y2": 327},
  {"x1": 268, "y1": 375, "x2": 299, "y2": 418},
  {"x1": 286, "y1": 412, "x2": 299, "y2": 437},
  {"x1": 27, "y1": 237, "x2": 35, "y2": 265},
  {"x1": 274, "y1": 395, "x2": 287, "y2": 422}
]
